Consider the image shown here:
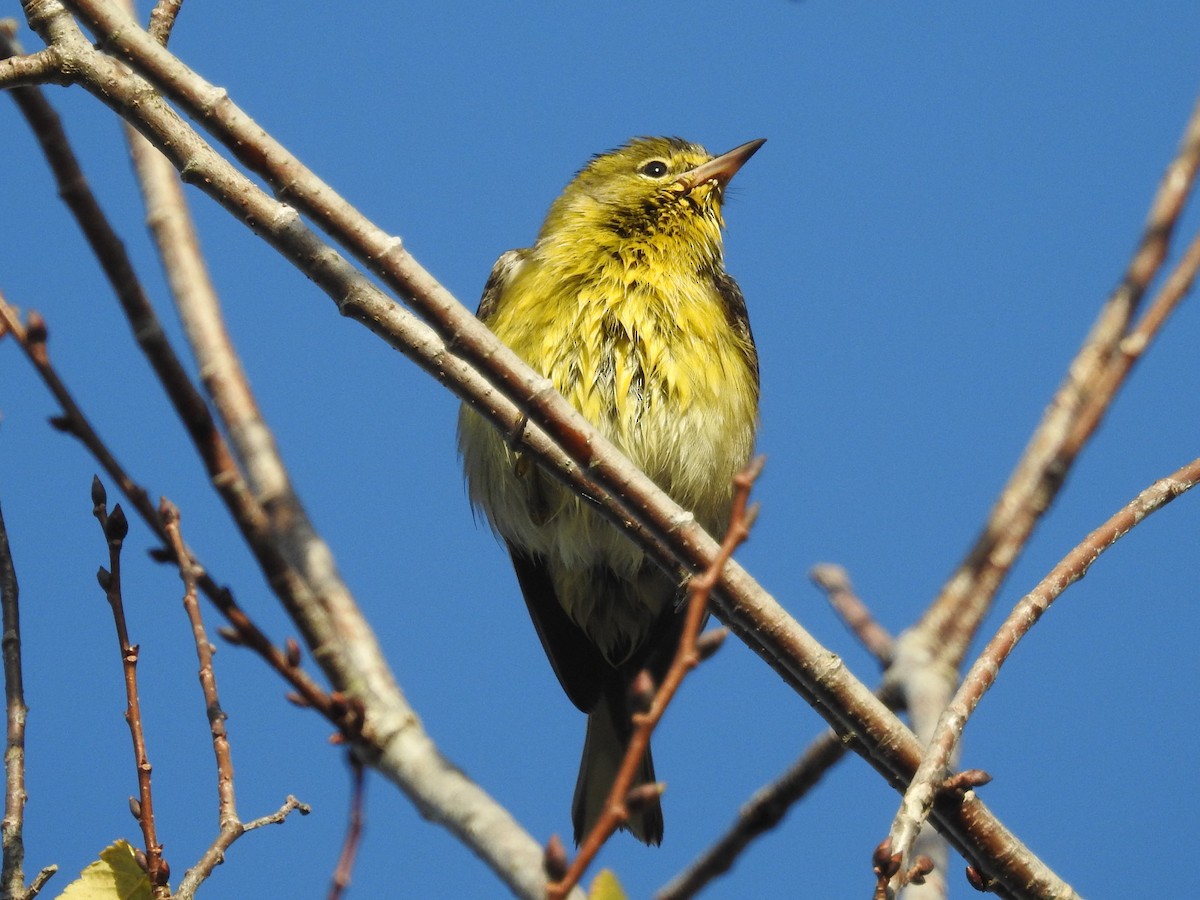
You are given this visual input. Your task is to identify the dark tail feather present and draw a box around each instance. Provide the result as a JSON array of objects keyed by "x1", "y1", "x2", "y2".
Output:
[{"x1": 572, "y1": 690, "x2": 663, "y2": 846}]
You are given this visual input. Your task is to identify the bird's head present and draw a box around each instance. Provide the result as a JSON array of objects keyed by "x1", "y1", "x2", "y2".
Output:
[{"x1": 537, "y1": 137, "x2": 765, "y2": 261}]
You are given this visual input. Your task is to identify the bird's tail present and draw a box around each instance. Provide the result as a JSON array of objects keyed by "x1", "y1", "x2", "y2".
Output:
[{"x1": 572, "y1": 689, "x2": 662, "y2": 846}]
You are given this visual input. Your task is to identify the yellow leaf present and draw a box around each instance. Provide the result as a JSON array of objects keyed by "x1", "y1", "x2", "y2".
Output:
[
  {"x1": 588, "y1": 868, "x2": 628, "y2": 900},
  {"x1": 56, "y1": 839, "x2": 153, "y2": 900}
]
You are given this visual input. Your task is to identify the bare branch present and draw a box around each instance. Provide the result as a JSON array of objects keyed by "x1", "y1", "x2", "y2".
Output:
[
  {"x1": 0, "y1": 23, "x2": 61, "y2": 89},
  {"x1": 0, "y1": 503, "x2": 58, "y2": 900},
  {"x1": 91, "y1": 484, "x2": 170, "y2": 898},
  {"x1": 147, "y1": 0, "x2": 184, "y2": 44},
  {"x1": 810, "y1": 564, "x2": 895, "y2": 666},
  {"x1": 887, "y1": 456, "x2": 1200, "y2": 881},
  {"x1": 327, "y1": 756, "x2": 365, "y2": 900},
  {"x1": 914, "y1": 91, "x2": 1200, "y2": 667},
  {"x1": 160, "y1": 502, "x2": 237, "y2": 825}
]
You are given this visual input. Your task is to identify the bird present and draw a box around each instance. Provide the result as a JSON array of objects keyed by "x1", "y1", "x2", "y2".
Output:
[{"x1": 458, "y1": 136, "x2": 762, "y2": 845}]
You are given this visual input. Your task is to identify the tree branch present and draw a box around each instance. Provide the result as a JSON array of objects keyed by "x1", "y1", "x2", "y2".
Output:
[{"x1": 887, "y1": 456, "x2": 1200, "y2": 886}]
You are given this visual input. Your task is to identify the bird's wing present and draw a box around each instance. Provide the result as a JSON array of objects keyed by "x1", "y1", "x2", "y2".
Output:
[
  {"x1": 506, "y1": 543, "x2": 607, "y2": 714},
  {"x1": 712, "y1": 265, "x2": 760, "y2": 388},
  {"x1": 475, "y1": 248, "x2": 527, "y2": 321}
]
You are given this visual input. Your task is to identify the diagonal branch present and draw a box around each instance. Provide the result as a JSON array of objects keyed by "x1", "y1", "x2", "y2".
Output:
[{"x1": 886, "y1": 456, "x2": 1200, "y2": 885}]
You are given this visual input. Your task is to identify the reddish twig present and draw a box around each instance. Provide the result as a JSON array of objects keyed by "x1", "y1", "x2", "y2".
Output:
[
  {"x1": 328, "y1": 756, "x2": 366, "y2": 900},
  {"x1": 91, "y1": 480, "x2": 170, "y2": 898},
  {"x1": 548, "y1": 459, "x2": 764, "y2": 900}
]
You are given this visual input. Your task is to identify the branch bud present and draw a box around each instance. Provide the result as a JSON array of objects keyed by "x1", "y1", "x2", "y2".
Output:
[
  {"x1": 965, "y1": 865, "x2": 993, "y2": 892},
  {"x1": 91, "y1": 475, "x2": 107, "y2": 510},
  {"x1": 628, "y1": 669, "x2": 655, "y2": 713},
  {"x1": 542, "y1": 834, "x2": 569, "y2": 882},
  {"x1": 695, "y1": 627, "x2": 728, "y2": 661},
  {"x1": 624, "y1": 781, "x2": 665, "y2": 813},
  {"x1": 106, "y1": 504, "x2": 129, "y2": 543}
]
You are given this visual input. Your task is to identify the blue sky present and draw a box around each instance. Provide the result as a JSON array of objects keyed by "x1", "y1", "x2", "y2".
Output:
[{"x1": 2, "y1": 3, "x2": 1198, "y2": 898}]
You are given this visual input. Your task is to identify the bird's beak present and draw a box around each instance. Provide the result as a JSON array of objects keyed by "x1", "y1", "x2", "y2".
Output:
[{"x1": 676, "y1": 138, "x2": 766, "y2": 193}]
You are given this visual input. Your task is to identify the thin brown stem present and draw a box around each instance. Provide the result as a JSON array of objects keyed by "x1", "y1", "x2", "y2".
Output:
[
  {"x1": 0, "y1": 295, "x2": 341, "y2": 728},
  {"x1": 90, "y1": 482, "x2": 170, "y2": 898},
  {"x1": 549, "y1": 459, "x2": 764, "y2": 900},
  {"x1": 0, "y1": 503, "x2": 57, "y2": 900},
  {"x1": 0, "y1": 502, "x2": 26, "y2": 899},
  {"x1": 160, "y1": 502, "x2": 237, "y2": 827},
  {"x1": 327, "y1": 756, "x2": 365, "y2": 900}
]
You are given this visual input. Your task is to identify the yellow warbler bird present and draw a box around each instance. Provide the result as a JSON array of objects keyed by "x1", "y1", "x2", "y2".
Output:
[{"x1": 459, "y1": 136, "x2": 763, "y2": 845}]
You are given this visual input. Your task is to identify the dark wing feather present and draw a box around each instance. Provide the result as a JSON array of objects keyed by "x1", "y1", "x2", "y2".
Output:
[
  {"x1": 711, "y1": 266, "x2": 760, "y2": 389},
  {"x1": 476, "y1": 249, "x2": 527, "y2": 321},
  {"x1": 506, "y1": 543, "x2": 608, "y2": 713}
]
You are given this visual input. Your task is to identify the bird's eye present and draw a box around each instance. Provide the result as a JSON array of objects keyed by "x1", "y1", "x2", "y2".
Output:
[{"x1": 639, "y1": 160, "x2": 669, "y2": 178}]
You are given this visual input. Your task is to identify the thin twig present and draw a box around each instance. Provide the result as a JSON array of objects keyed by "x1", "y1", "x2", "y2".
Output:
[
  {"x1": 657, "y1": 726, "x2": 847, "y2": 900},
  {"x1": 810, "y1": 564, "x2": 895, "y2": 666},
  {"x1": 244, "y1": 796, "x2": 311, "y2": 831},
  {"x1": 0, "y1": 502, "x2": 27, "y2": 899},
  {"x1": 160, "y1": 501, "x2": 237, "y2": 826},
  {"x1": 162, "y1": 502, "x2": 314, "y2": 900},
  {"x1": 548, "y1": 459, "x2": 764, "y2": 900},
  {"x1": 886, "y1": 457, "x2": 1200, "y2": 883},
  {"x1": 1063, "y1": 225, "x2": 1200, "y2": 459},
  {"x1": 178, "y1": 796, "x2": 310, "y2": 899},
  {"x1": 0, "y1": 503, "x2": 58, "y2": 900},
  {"x1": 328, "y1": 756, "x2": 366, "y2": 900},
  {"x1": 90, "y1": 481, "x2": 170, "y2": 898},
  {"x1": 0, "y1": 296, "x2": 344, "y2": 730}
]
